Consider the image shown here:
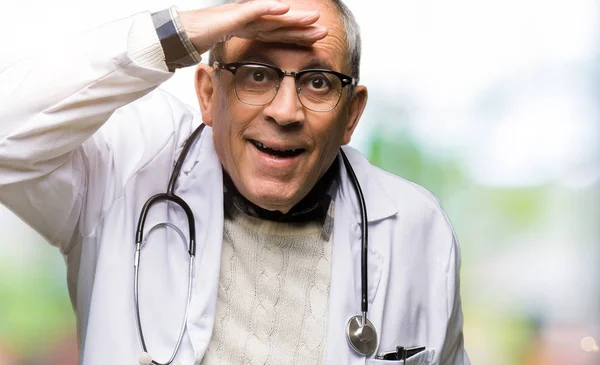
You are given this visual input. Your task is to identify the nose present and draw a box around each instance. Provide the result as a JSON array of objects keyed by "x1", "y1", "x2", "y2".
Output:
[{"x1": 262, "y1": 76, "x2": 305, "y2": 127}]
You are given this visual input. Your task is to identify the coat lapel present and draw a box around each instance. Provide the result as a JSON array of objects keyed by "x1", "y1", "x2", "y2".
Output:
[
  {"x1": 325, "y1": 147, "x2": 398, "y2": 364},
  {"x1": 168, "y1": 135, "x2": 398, "y2": 364},
  {"x1": 173, "y1": 126, "x2": 224, "y2": 362}
]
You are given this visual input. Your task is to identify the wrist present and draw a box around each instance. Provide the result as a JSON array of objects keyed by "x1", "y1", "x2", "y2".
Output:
[
  {"x1": 151, "y1": 6, "x2": 202, "y2": 72},
  {"x1": 177, "y1": 10, "x2": 217, "y2": 56}
]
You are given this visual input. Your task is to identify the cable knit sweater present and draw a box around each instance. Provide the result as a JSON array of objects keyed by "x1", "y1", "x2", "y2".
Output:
[{"x1": 200, "y1": 206, "x2": 333, "y2": 365}]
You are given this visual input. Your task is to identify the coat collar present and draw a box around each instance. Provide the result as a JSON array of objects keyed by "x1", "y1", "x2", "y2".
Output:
[
  {"x1": 176, "y1": 127, "x2": 392, "y2": 364},
  {"x1": 338, "y1": 146, "x2": 399, "y2": 223},
  {"x1": 178, "y1": 126, "x2": 398, "y2": 224}
]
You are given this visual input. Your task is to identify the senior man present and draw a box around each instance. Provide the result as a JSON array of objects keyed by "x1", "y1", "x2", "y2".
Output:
[{"x1": 0, "y1": 0, "x2": 470, "y2": 364}]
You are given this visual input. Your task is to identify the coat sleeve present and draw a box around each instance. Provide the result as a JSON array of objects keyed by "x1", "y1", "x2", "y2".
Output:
[
  {"x1": 440, "y1": 233, "x2": 471, "y2": 365},
  {"x1": 0, "y1": 12, "x2": 173, "y2": 253}
]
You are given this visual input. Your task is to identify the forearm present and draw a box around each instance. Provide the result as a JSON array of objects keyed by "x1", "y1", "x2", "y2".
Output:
[
  {"x1": 0, "y1": 12, "x2": 174, "y2": 248},
  {"x1": 0, "y1": 12, "x2": 172, "y2": 178},
  {"x1": 0, "y1": 0, "x2": 326, "y2": 177},
  {"x1": 0, "y1": 1, "x2": 326, "y2": 248}
]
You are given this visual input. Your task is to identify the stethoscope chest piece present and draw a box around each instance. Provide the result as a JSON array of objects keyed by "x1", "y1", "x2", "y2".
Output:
[{"x1": 346, "y1": 313, "x2": 378, "y2": 356}]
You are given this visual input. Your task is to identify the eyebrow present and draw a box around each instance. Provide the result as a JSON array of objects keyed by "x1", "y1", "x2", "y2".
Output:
[
  {"x1": 234, "y1": 46, "x2": 338, "y2": 72},
  {"x1": 301, "y1": 58, "x2": 336, "y2": 71}
]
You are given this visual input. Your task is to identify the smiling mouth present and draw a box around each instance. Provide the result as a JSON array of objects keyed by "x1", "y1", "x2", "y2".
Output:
[{"x1": 250, "y1": 140, "x2": 306, "y2": 158}]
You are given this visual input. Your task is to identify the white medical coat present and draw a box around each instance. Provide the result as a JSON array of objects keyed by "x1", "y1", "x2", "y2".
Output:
[{"x1": 0, "y1": 12, "x2": 470, "y2": 365}]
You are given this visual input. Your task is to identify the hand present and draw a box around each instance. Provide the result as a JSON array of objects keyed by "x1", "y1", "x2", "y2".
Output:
[{"x1": 178, "y1": 0, "x2": 328, "y2": 55}]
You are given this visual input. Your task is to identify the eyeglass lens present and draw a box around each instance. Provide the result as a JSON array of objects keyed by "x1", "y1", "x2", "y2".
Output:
[{"x1": 232, "y1": 64, "x2": 343, "y2": 112}]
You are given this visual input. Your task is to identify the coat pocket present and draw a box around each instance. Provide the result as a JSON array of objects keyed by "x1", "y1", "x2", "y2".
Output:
[{"x1": 367, "y1": 349, "x2": 435, "y2": 365}]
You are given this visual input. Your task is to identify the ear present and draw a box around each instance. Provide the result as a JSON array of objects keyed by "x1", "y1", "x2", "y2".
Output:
[
  {"x1": 342, "y1": 85, "x2": 368, "y2": 145},
  {"x1": 195, "y1": 64, "x2": 215, "y2": 127}
]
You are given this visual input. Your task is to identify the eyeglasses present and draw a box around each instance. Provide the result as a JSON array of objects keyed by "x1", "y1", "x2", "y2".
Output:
[{"x1": 213, "y1": 61, "x2": 358, "y2": 112}]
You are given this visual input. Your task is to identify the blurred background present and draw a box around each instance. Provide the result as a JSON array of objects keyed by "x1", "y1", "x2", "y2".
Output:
[{"x1": 1, "y1": 0, "x2": 598, "y2": 364}]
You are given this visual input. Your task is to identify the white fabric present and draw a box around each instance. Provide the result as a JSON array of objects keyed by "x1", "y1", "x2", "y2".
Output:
[
  {"x1": 201, "y1": 207, "x2": 331, "y2": 365},
  {"x1": 0, "y1": 11, "x2": 470, "y2": 365},
  {"x1": 128, "y1": 12, "x2": 169, "y2": 72}
]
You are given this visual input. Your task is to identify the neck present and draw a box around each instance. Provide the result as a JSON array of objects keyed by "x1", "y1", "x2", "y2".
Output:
[{"x1": 222, "y1": 158, "x2": 340, "y2": 222}]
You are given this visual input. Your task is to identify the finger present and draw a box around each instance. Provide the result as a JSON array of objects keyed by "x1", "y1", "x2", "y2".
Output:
[
  {"x1": 249, "y1": 11, "x2": 320, "y2": 32},
  {"x1": 232, "y1": 0, "x2": 292, "y2": 25},
  {"x1": 255, "y1": 25, "x2": 329, "y2": 44}
]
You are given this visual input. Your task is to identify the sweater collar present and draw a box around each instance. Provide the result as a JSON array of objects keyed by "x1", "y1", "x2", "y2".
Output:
[{"x1": 222, "y1": 159, "x2": 339, "y2": 235}]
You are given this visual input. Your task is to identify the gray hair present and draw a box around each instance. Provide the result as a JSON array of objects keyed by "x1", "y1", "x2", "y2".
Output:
[{"x1": 208, "y1": 0, "x2": 362, "y2": 82}]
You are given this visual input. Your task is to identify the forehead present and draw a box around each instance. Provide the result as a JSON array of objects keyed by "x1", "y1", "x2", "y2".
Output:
[{"x1": 223, "y1": 0, "x2": 348, "y2": 71}]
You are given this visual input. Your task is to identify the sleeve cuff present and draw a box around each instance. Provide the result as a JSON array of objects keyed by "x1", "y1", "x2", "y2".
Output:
[
  {"x1": 127, "y1": 12, "x2": 169, "y2": 72},
  {"x1": 151, "y1": 6, "x2": 202, "y2": 72}
]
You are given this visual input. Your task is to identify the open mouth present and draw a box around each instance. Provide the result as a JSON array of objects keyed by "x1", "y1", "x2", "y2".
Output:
[{"x1": 250, "y1": 139, "x2": 305, "y2": 158}]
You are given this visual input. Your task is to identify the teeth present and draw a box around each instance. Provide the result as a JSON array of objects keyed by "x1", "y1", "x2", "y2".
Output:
[{"x1": 253, "y1": 141, "x2": 299, "y2": 153}]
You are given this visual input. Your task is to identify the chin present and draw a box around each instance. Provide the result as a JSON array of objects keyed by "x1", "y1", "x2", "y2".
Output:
[{"x1": 246, "y1": 179, "x2": 301, "y2": 213}]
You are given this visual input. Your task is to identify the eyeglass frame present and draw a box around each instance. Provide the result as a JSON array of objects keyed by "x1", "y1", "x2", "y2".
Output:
[{"x1": 212, "y1": 61, "x2": 359, "y2": 112}]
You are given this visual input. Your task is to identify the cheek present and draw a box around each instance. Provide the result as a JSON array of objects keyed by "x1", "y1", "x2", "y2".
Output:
[
  {"x1": 211, "y1": 90, "x2": 261, "y2": 166},
  {"x1": 314, "y1": 115, "x2": 347, "y2": 152},
  {"x1": 306, "y1": 116, "x2": 347, "y2": 178}
]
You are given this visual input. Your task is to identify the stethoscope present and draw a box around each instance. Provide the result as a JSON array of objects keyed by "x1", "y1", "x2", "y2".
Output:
[{"x1": 133, "y1": 124, "x2": 378, "y2": 365}]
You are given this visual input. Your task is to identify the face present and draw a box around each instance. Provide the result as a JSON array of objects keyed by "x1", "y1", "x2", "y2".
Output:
[{"x1": 196, "y1": 0, "x2": 367, "y2": 213}]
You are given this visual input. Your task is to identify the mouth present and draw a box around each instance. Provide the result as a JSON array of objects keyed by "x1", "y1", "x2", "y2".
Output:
[{"x1": 249, "y1": 139, "x2": 306, "y2": 158}]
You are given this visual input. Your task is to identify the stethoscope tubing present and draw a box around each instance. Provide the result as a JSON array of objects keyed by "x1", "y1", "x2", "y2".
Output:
[
  {"x1": 135, "y1": 193, "x2": 197, "y2": 256},
  {"x1": 339, "y1": 149, "x2": 369, "y2": 315},
  {"x1": 134, "y1": 252, "x2": 195, "y2": 365},
  {"x1": 134, "y1": 123, "x2": 377, "y2": 363},
  {"x1": 134, "y1": 124, "x2": 206, "y2": 365}
]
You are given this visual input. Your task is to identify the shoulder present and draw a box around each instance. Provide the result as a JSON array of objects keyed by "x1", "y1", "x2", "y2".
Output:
[
  {"x1": 380, "y1": 165, "x2": 454, "y2": 233},
  {"x1": 375, "y1": 162, "x2": 440, "y2": 202},
  {"x1": 377, "y1": 163, "x2": 459, "y2": 268},
  {"x1": 345, "y1": 146, "x2": 458, "y2": 264},
  {"x1": 87, "y1": 88, "x2": 202, "y2": 186},
  {"x1": 98, "y1": 88, "x2": 201, "y2": 158},
  {"x1": 101, "y1": 88, "x2": 200, "y2": 145},
  {"x1": 344, "y1": 146, "x2": 448, "y2": 224}
]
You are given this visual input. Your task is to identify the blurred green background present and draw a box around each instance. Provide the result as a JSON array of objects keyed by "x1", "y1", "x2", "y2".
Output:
[{"x1": 1, "y1": 0, "x2": 599, "y2": 364}]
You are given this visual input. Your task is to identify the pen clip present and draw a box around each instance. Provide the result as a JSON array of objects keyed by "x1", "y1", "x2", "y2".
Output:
[{"x1": 375, "y1": 345, "x2": 426, "y2": 361}]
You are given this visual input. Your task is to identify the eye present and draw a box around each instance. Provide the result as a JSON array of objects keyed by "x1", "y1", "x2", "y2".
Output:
[
  {"x1": 301, "y1": 72, "x2": 333, "y2": 94},
  {"x1": 311, "y1": 77, "x2": 326, "y2": 89},
  {"x1": 236, "y1": 65, "x2": 279, "y2": 89},
  {"x1": 252, "y1": 69, "x2": 266, "y2": 82},
  {"x1": 243, "y1": 66, "x2": 273, "y2": 83}
]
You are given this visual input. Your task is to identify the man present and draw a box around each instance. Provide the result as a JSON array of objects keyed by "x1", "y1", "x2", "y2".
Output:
[{"x1": 0, "y1": 0, "x2": 470, "y2": 364}]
